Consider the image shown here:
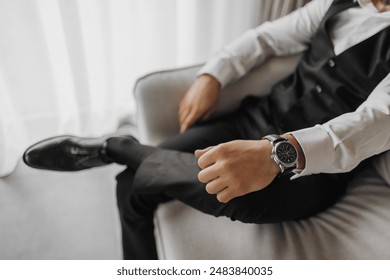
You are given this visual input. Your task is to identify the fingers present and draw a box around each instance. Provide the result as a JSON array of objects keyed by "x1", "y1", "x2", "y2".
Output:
[
  {"x1": 178, "y1": 101, "x2": 192, "y2": 133},
  {"x1": 196, "y1": 147, "x2": 218, "y2": 169},
  {"x1": 180, "y1": 110, "x2": 197, "y2": 133},
  {"x1": 179, "y1": 105, "x2": 202, "y2": 133},
  {"x1": 178, "y1": 75, "x2": 220, "y2": 132},
  {"x1": 194, "y1": 146, "x2": 213, "y2": 158},
  {"x1": 179, "y1": 105, "x2": 212, "y2": 133},
  {"x1": 206, "y1": 179, "x2": 239, "y2": 203},
  {"x1": 198, "y1": 162, "x2": 220, "y2": 183},
  {"x1": 201, "y1": 174, "x2": 234, "y2": 203},
  {"x1": 214, "y1": 184, "x2": 244, "y2": 203},
  {"x1": 178, "y1": 91, "x2": 202, "y2": 133},
  {"x1": 195, "y1": 141, "x2": 247, "y2": 203},
  {"x1": 178, "y1": 102, "x2": 189, "y2": 124},
  {"x1": 204, "y1": 177, "x2": 226, "y2": 194},
  {"x1": 216, "y1": 188, "x2": 236, "y2": 203},
  {"x1": 196, "y1": 149, "x2": 237, "y2": 203}
]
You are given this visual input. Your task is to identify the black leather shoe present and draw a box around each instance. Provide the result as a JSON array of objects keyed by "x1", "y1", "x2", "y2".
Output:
[{"x1": 23, "y1": 135, "x2": 135, "y2": 171}]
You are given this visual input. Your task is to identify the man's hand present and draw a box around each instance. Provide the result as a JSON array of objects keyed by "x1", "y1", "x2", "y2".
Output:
[
  {"x1": 195, "y1": 140, "x2": 280, "y2": 203},
  {"x1": 179, "y1": 74, "x2": 221, "y2": 133}
]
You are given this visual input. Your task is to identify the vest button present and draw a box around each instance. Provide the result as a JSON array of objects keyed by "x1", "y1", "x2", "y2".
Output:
[
  {"x1": 328, "y1": 59, "x2": 336, "y2": 68},
  {"x1": 315, "y1": 85, "x2": 323, "y2": 93}
]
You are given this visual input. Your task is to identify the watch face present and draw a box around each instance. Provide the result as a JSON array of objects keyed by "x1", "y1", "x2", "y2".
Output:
[{"x1": 275, "y1": 142, "x2": 297, "y2": 166}]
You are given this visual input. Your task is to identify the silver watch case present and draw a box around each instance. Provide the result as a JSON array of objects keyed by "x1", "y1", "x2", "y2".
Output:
[{"x1": 270, "y1": 140, "x2": 298, "y2": 173}]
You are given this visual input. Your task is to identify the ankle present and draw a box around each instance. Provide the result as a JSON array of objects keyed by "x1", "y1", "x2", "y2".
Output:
[{"x1": 100, "y1": 140, "x2": 114, "y2": 163}]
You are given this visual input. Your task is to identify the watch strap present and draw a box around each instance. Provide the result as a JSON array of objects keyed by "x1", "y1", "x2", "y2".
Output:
[
  {"x1": 262, "y1": 134, "x2": 287, "y2": 144},
  {"x1": 282, "y1": 165, "x2": 296, "y2": 174}
]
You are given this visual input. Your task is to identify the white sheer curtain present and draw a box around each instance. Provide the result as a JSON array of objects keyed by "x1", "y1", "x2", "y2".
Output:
[
  {"x1": 261, "y1": 0, "x2": 310, "y2": 21},
  {"x1": 0, "y1": 0, "x2": 308, "y2": 176}
]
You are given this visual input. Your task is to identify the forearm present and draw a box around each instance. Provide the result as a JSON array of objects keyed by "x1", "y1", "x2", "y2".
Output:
[
  {"x1": 197, "y1": 28, "x2": 275, "y2": 88},
  {"x1": 291, "y1": 73, "x2": 390, "y2": 177},
  {"x1": 198, "y1": 0, "x2": 331, "y2": 88}
]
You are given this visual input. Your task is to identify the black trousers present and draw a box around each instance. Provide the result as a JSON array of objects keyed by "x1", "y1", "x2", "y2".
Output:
[{"x1": 114, "y1": 97, "x2": 349, "y2": 259}]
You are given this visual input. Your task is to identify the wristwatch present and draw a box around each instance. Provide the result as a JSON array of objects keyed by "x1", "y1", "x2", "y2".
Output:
[{"x1": 262, "y1": 134, "x2": 298, "y2": 175}]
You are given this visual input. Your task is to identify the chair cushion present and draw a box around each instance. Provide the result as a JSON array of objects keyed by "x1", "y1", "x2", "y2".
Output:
[{"x1": 155, "y1": 154, "x2": 390, "y2": 259}]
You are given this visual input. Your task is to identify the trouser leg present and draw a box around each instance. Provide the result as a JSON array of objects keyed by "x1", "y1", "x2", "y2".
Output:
[
  {"x1": 116, "y1": 142, "x2": 347, "y2": 256},
  {"x1": 141, "y1": 100, "x2": 348, "y2": 222},
  {"x1": 116, "y1": 167, "x2": 172, "y2": 259},
  {"x1": 133, "y1": 149, "x2": 348, "y2": 223},
  {"x1": 113, "y1": 100, "x2": 348, "y2": 257},
  {"x1": 114, "y1": 112, "x2": 254, "y2": 259}
]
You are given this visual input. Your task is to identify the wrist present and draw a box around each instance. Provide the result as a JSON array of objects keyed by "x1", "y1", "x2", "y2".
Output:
[
  {"x1": 263, "y1": 140, "x2": 284, "y2": 176},
  {"x1": 199, "y1": 74, "x2": 221, "y2": 90}
]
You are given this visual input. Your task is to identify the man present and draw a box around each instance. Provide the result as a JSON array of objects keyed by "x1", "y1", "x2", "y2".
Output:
[{"x1": 23, "y1": 0, "x2": 390, "y2": 259}]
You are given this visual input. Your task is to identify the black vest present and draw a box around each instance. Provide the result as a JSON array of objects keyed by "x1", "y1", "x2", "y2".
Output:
[{"x1": 264, "y1": 0, "x2": 390, "y2": 132}]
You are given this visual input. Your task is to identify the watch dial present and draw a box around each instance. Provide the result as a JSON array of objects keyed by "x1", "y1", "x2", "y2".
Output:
[{"x1": 276, "y1": 142, "x2": 297, "y2": 165}]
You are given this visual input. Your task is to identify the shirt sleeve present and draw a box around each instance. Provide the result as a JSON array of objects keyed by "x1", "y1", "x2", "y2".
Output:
[
  {"x1": 291, "y1": 73, "x2": 390, "y2": 178},
  {"x1": 198, "y1": 0, "x2": 333, "y2": 88}
]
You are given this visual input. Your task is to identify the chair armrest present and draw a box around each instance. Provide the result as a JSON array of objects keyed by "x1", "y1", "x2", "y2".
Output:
[
  {"x1": 134, "y1": 64, "x2": 201, "y2": 145},
  {"x1": 134, "y1": 55, "x2": 301, "y2": 145}
]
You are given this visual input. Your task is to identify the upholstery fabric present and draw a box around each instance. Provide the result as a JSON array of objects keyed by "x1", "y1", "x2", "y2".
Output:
[{"x1": 134, "y1": 56, "x2": 390, "y2": 259}]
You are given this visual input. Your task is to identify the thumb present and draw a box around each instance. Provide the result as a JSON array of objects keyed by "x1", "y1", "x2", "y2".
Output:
[{"x1": 195, "y1": 146, "x2": 214, "y2": 158}]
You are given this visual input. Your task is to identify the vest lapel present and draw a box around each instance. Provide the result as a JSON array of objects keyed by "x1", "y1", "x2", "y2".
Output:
[
  {"x1": 323, "y1": 0, "x2": 360, "y2": 22},
  {"x1": 267, "y1": 1, "x2": 389, "y2": 132},
  {"x1": 319, "y1": 0, "x2": 360, "y2": 54}
]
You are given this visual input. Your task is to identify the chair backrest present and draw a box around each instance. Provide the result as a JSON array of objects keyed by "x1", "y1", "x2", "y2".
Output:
[
  {"x1": 134, "y1": 54, "x2": 302, "y2": 145},
  {"x1": 215, "y1": 54, "x2": 302, "y2": 116}
]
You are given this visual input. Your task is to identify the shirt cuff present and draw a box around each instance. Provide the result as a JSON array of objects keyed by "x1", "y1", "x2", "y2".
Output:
[
  {"x1": 290, "y1": 125, "x2": 336, "y2": 179},
  {"x1": 197, "y1": 57, "x2": 237, "y2": 88}
]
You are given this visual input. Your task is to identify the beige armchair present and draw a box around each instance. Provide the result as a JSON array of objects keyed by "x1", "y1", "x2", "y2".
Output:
[{"x1": 134, "y1": 55, "x2": 390, "y2": 259}]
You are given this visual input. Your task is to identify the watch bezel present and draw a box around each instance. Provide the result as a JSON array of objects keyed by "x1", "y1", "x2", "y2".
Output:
[
  {"x1": 271, "y1": 139, "x2": 298, "y2": 174},
  {"x1": 271, "y1": 141, "x2": 298, "y2": 170},
  {"x1": 263, "y1": 134, "x2": 299, "y2": 174}
]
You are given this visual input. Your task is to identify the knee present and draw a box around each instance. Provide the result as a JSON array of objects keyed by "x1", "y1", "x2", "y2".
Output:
[
  {"x1": 222, "y1": 201, "x2": 269, "y2": 224},
  {"x1": 217, "y1": 189, "x2": 277, "y2": 224},
  {"x1": 206, "y1": 195, "x2": 268, "y2": 224}
]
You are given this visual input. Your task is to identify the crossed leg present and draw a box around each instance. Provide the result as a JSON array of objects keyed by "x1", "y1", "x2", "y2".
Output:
[{"x1": 110, "y1": 111, "x2": 348, "y2": 259}]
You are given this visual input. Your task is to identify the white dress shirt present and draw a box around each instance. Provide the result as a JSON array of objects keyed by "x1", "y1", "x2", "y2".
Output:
[{"x1": 198, "y1": 0, "x2": 390, "y2": 177}]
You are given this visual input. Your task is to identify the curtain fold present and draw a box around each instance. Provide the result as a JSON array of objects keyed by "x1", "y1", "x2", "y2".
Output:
[
  {"x1": 0, "y1": 0, "x2": 309, "y2": 176},
  {"x1": 261, "y1": 0, "x2": 311, "y2": 21}
]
